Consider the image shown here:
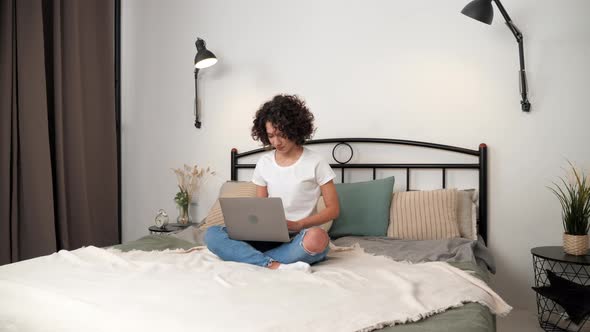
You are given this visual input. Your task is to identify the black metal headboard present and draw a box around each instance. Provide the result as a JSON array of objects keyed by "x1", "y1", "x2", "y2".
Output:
[{"x1": 230, "y1": 138, "x2": 488, "y2": 244}]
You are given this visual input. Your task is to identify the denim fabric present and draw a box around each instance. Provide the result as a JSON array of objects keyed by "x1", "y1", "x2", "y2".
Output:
[{"x1": 204, "y1": 225, "x2": 329, "y2": 267}]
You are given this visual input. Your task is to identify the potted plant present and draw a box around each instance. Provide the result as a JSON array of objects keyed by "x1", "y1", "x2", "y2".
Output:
[{"x1": 548, "y1": 161, "x2": 590, "y2": 255}]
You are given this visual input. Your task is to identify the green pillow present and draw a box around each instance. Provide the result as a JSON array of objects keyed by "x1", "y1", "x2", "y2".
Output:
[{"x1": 328, "y1": 176, "x2": 395, "y2": 238}]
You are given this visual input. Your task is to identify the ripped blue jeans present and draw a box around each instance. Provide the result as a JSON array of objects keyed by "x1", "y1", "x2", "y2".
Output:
[{"x1": 204, "y1": 225, "x2": 329, "y2": 267}]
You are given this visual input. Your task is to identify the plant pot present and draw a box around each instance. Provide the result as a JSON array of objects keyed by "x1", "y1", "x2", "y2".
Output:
[{"x1": 563, "y1": 233, "x2": 589, "y2": 255}]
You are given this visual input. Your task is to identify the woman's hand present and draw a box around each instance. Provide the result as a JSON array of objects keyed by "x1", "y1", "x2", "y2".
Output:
[{"x1": 286, "y1": 220, "x2": 304, "y2": 232}]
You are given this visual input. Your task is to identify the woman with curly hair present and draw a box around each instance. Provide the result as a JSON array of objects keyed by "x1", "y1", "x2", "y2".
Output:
[{"x1": 205, "y1": 94, "x2": 339, "y2": 273}]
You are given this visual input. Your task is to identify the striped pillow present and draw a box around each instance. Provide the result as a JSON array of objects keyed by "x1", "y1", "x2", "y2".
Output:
[
  {"x1": 388, "y1": 189, "x2": 460, "y2": 240},
  {"x1": 200, "y1": 181, "x2": 257, "y2": 230}
]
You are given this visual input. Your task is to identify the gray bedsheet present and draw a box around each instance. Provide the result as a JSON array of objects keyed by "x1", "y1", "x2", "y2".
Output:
[
  {"x1": 171, "y1": 227, "x2": 495, "y2": 273},
  {"x1": 332, "y1": 235, "x2": 496, "y2": 274},
  {"x1": 170, "y1": 226, "x2": 496, "y2": 273}
]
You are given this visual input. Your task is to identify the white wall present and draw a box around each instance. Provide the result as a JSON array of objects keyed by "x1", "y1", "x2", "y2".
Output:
[{"x1": 121, "y1": 0, "x2": 590, "y2": 311}]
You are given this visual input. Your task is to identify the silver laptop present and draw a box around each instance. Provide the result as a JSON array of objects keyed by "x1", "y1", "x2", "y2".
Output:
[{"x1": 219, "y1": 197, "x2": 291, "y2": 242}]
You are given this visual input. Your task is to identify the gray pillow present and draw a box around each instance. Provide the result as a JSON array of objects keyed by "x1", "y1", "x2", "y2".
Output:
[{"x1": 328, "y1": 177, "x2": 395, "y2": 238}]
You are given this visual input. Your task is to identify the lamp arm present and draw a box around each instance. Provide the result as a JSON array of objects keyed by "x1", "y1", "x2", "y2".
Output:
[
  {"x1": 194, "y1": 68, "x2": 201, "y2": 128},
  {"x1": 516, "y1": 36, "x2": 530, "y2": 112},
  {"x1": 493, "y1": 0, "x2": 531, "y2": 112},
  {"x1": 508, "y1": 21, "x2": 530, "y2": 112}
]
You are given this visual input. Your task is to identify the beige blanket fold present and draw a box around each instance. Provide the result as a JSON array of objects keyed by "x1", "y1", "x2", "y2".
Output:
[{"x1": 0, "y1": 245, "x2": 510, "y2": 332}]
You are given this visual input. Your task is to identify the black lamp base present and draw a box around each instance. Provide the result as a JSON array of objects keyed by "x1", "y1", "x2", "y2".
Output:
[
  {"x1": 521, "y1": 100, "x2": 531, "y2": 112},
  {"x1": 195, "y1": 119, "x2": 202, "y2": 128}
]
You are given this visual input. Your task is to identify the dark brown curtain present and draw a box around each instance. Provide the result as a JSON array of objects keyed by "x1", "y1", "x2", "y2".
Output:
[{"x1": 0, "y1": 0, "x2": 119, "y2": 265}]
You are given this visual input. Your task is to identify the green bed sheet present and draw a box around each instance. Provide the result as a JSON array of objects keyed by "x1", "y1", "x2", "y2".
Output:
[
  {"x1": 376, "y1": 302, "x2": 494, "y2": 332},
  {"x1": 110, "y1": 234, "x2": 197, "y2": 252},
  {"x1": 111, "y1": 235, "x2": 495, "y2": 332}
]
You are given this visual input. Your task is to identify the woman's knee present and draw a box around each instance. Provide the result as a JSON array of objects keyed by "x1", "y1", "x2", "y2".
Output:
[
  {"x1": 302, "y1": 227, "x2": 330, "y2": 254},
  {"x1": 204, "y1": 225, "x2": 226, "y2": 248}
]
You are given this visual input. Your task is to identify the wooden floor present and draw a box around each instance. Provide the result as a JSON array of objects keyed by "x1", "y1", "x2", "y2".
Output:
[
  {"x1": 498, "y1": 309, "x2": 590, "y2": 332},
  {"x1": 497, "y1": 309, "x2": 544, "y2": 332}
]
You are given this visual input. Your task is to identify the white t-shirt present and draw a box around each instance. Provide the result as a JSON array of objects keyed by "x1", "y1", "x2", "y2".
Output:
[{"x1": 252, "y1": 147, "x2": 336, "y2": 221}]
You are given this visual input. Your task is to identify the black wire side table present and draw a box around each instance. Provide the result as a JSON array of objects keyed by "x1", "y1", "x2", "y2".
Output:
[{"x1": 531, "y1": 246, "x2": 590, "y2": 332}]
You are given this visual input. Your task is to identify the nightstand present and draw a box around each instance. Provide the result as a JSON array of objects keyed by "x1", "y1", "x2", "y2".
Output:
[
  {"x1": 149, "y1": 223, "x2": 197, "y2": 235},
  {"x1": 531, "y1": 246, "x2": 590, "y2": 331}
]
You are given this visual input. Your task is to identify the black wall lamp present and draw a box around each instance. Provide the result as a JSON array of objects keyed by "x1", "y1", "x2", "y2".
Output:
[
  {"x1": 461, "y1": 0, "x2": 531, "y2": 112},
  {"x1": 194, "y1": 38, "x2": 217, "y2": 128}
]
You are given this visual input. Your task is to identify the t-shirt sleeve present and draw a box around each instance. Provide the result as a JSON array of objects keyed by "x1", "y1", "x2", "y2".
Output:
[
  {"x1": 252, "y1": 160, "x2": 267, "y2": 186},
  {"x1": 315, "y1": 158, "x2": 336, "y2": 186}
]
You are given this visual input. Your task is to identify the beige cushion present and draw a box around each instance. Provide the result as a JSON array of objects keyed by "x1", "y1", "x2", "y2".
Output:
[
  {"x1": 200, "y1": 181, "x2": 257, "y2": 230},
  {"x1": 315, "y1": 196, "x2": 334, "y2": 232},
  {"x1": 457, "y1": 190, "x2": 478, "y2": 240},
  {"x1": 388, "y1": 189, "x2": 460, "y2": 240},
  {"x1": 218, "y1": 181, "x2": 257, "y2": 197}
]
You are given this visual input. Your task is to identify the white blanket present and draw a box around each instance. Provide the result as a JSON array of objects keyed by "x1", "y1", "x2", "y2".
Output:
[{"x1": 0, "y1": 246, "x2": 510, "y2": 332}]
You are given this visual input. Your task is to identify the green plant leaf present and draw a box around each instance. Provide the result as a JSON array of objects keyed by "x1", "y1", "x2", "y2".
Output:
[{"x1": 549, "y1": 161, "x2": 590, "y2": 235}]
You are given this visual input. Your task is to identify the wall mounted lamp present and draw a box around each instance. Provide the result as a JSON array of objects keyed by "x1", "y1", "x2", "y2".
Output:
[
  {"x1": 194, "y1": 38, "x2": 218, "y2": 128},
  {"x1": 461, "y1": 0, "x2": 531, "y2": 112}
]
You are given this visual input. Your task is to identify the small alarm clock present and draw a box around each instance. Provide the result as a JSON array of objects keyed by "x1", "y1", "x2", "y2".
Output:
[{"x1": 154, "y1": 209, "x2": 169, "y2": 228}]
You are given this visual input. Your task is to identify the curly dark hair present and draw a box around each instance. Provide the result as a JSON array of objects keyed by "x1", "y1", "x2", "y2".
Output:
[{"x1": 251, "y1": 94, "x2": 315, "y2": 146}]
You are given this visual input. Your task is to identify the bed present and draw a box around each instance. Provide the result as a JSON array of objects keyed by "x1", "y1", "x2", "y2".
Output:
[{"x1": 0, "y1": 138, "x2": 510, "y2": 332}]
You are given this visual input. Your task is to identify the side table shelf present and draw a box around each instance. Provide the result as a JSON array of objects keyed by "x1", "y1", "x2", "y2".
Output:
[
  {"x1": 531, "y1": 246, "x2": 590, "y2": 332},
  {"x1": 149, "y1": 223, "x2": 197, "y2": 235}
]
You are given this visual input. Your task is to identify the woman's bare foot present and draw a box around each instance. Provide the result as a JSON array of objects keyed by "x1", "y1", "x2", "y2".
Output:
[{"x1": 267, "y1": 261, "x2": 281, "y2": 269}]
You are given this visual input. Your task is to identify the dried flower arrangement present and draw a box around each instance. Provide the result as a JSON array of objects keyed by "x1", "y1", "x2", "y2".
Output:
[{"x1": 172, "y1": 164, "x2": 215, "y2": 224}]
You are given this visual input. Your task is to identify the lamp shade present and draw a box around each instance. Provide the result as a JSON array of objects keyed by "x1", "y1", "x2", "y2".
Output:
[
  {"x1": 461, "y1": 0, "x2": 494, "y2": 25},
  {"x1": 195, "y1": 51, "x2": 217, "y2": 69},
  {"x1": 194, "y1": 38, "x2": 217, "y2": 69}
]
